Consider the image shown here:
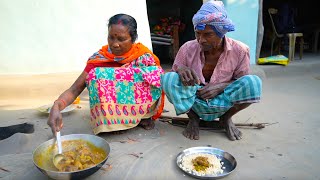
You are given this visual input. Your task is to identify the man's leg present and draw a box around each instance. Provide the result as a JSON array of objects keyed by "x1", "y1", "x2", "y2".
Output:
[
  {"x1": 161, "y1": 72, "x2": 201, "y2": 139},
  {"x1": 183, "y1": 109, "x2": 200, "y2": 140},
  {"x1": 190, "y1": 75, "x2": 261, "y2": 141},
  {"x1": 219, "y1": 103, "x2": 251, "y2": 141},
  {"x1": 218, "y1": 75, "x2": 262, "y2": 141},
  {"x1": 182, "y1": 103, "x2": 251, "y2": 141}
]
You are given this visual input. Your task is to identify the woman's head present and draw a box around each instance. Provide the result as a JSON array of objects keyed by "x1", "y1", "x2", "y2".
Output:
[{"x1": 107, "y1": 14, "x2": 138, "y2": 56}]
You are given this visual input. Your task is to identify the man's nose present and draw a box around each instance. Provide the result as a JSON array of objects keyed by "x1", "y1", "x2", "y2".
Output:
[{"x1": 198, "y1": 35, "x2": 206, "y2": 43}]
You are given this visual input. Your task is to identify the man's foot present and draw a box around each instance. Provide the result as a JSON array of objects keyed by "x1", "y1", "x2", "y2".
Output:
[
  {"x1": 139, "y1": 118, "x2": 155, "y2": 130},
  {"x1": 220, "y1": 117, "x2": 242, "y2": 141},
  {"x1": 183, "y1": 110, "x2": 200, "y2": 140}
]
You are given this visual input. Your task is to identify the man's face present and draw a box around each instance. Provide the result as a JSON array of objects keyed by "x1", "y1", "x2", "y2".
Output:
[{"x1": 195, "y1": 25, "x2": 223, "y2": 51}]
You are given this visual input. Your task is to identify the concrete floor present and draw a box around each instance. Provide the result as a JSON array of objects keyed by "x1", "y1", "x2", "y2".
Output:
[{"x1": 0, "y1": 52, "x2": 319, "y2": 180}]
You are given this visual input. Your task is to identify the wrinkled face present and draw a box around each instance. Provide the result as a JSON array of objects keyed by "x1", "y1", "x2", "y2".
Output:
[
  {"x1": 108, "y1": 24, "x2": 133, "y2": 56},
  {"x1": 195, "y1": 25, "x2": 223, "y2": 51}
]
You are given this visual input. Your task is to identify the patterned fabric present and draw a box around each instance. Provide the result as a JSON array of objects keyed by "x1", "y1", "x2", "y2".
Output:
[
  {"x1": 162, "y1": 72, "x2": 262, "y2": 121},
  {"x1": 87, "y1": 43, "x2": 160, "y2": 66},
  {"x1": 87, "y1": 43, "x2": 165, "y2": 121},
  {"x1": 86, "y1": 53, "x2": 164, "y2": 134},
  {"x1": 172, "y1": 39, "x2": 250, "y2": 85},
  {"x1": 192, "y1": 0, "x2": 235, "y2": 38}
]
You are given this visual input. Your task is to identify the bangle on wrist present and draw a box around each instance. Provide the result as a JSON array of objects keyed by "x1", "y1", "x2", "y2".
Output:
[{"x1": 54, "y1": 99, "x2": 66, "y2": 109}]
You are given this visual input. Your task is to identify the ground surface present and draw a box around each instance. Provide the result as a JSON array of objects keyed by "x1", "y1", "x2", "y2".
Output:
[{"x1": 0, "y1": 53, "x2": 319, "y2": 180}]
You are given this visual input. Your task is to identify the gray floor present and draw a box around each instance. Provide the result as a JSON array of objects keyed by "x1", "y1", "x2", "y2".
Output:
[{"x1": 0, "y1": 52, "x2": 319, "y2": 180}]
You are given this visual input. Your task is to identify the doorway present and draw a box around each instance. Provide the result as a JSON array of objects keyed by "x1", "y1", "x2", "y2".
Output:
[
  {"x1": 260, "y1": 0, "x2": 320, "y2": 58},
  {"x1": 146, "y1": 0, "x2": 202, "y2": 65}
]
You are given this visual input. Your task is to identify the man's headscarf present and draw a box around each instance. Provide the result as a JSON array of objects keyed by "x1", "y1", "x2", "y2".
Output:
[{"x1": 192, "y1": 0, "x2": 235, "y2": 38}]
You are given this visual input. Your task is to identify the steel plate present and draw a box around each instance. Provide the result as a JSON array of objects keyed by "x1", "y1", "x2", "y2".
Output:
[
  {"x1": 176, "y1": 146, "x2": 237, "y2": 179},
  {"x1": 37, "y1": 104, "x2": 77, "y2": 114}
]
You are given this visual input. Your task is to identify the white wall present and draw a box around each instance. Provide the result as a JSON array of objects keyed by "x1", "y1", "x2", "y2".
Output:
[
  {"x1": 224, "y1": 0, "x2": 259, "y2": 64},
  {"x1": 0, "y1": 0, "x2": 152, "y2": 74},
  {"x1": 202, "y1": 0, "x2": 259, "y2": 64}
]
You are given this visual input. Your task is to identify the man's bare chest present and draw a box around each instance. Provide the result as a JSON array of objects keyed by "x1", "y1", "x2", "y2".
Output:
[{"x1": 202, "y1": 54, "x2": 220, "y2": 82}]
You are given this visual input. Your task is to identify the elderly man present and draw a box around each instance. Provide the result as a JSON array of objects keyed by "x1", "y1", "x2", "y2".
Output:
[{"x1": 162, "y1": 1, "x2": 262, "y2": 141}]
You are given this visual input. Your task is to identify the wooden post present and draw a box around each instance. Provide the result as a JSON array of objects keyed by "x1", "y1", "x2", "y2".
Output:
[
  {"x1": 256, "y1": 0, "x2": 264, "y2": 62},
  {"x1": 172, "y1": 25, "x2": 179, "y2": 60}
]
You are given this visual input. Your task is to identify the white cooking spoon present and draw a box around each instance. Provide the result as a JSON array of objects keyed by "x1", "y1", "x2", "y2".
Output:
[{"x1": 53, "y1": 131, "x2": 65, "y2": 169}]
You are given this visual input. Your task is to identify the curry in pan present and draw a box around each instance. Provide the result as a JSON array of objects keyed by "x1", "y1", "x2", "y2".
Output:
[{"x1": 34, "y1": 139, "x2": 107, "y2": 172}]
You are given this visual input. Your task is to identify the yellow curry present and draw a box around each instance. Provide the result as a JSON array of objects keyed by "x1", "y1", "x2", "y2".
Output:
[
  {"x1": 192, "y1": 156, "x2": 211, "y2": 172},
  {"x1": 35, "y1": 139, "x2": 107, "y2": 172}
]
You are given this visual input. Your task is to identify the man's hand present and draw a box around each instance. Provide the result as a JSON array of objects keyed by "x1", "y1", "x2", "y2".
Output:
[
  {"x1": 177, "y1": 67, "x2": 200, "y2": 86},
  {"x1": 197, "y1": 83, "x2": 227, "y2": 100},
  {"x1": 47, "y1": 104, "x2": 63, "y2": 136}
]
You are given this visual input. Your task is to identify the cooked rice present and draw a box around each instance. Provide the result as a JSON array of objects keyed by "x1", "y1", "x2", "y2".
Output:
[{"x1": 180, "y1": 153, "x2": 224, "y2": 176}]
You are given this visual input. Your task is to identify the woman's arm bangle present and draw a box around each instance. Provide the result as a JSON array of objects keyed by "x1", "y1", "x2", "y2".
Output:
[{"x1": 54, "y1": 99, "x2": 67, "y2": 109}]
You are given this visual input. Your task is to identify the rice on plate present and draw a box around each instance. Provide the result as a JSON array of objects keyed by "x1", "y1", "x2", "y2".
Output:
[{"x1": 179, "y1": 153, "x2": 225, "y2": 176}]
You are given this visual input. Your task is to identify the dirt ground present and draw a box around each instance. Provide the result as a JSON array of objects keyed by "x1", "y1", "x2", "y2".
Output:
[{"x1": 0, "y1": 54, "x2": 320, "y2": 180}]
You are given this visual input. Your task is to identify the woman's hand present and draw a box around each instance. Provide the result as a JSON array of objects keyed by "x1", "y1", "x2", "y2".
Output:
[
  {"x1": 47, "y1": 104, "x2": 63, "y2": 135},
  {"x1": 177, "y1": 67, "x2": 200, "y2": 86},
  {"x1": 46, "y1": 71, "x2": 87, "y2": 136}
]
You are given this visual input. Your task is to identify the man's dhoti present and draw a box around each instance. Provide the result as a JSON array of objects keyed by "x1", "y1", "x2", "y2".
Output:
[{"x1": 161, "y1": 72, "x2": 262, "y2": 121}]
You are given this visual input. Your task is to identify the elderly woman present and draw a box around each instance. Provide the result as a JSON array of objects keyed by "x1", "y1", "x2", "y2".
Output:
[
  {"x1": 162, "y1": 1, "x2": 262, "y2": 141},
  {"x1": 48, "y1": 14, "x2": 164, "y2": 135}
]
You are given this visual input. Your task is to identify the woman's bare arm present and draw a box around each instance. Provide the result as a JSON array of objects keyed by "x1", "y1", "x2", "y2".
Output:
[
  {"x1": 54, "y1": 71, "x2": 87, "y2": 110},
  {"x1": 48, "y1": 71, "x2": 87, "y2": 134}
]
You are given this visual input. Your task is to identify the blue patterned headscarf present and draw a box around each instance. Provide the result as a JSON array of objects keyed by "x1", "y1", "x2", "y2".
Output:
[{"x1": 192, "y1": 0, "x2": 235, "y2": 38}]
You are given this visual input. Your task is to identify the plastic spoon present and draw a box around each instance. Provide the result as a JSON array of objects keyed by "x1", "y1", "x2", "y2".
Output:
[{"x1": 53, "y1": 131, "x2": 65, "y2": 169}]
